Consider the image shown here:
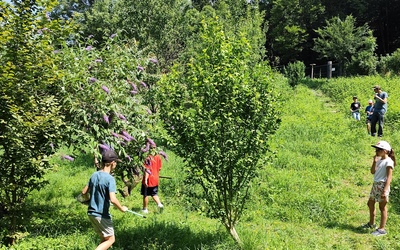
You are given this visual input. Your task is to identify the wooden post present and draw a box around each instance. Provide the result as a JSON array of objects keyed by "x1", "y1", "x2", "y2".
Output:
[
  {"x1": 310, "y1": 64, "x2": 316, "y2": 79},
  {"x1": 327, "y1": 61, "x2": 332, "y2": 79}
]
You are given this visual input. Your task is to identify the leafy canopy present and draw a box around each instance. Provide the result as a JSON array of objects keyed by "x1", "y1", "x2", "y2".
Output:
[{"x1": 158, "y1": 13, "x2": 280, "y2": 244}]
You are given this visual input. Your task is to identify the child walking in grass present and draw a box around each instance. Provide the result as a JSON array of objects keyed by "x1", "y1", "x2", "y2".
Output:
[
  {"x1": 82, "y1": 150, "x2": 128, "y2": 250},
  {"x1": 361, "y1": 141, "x2": 396, "y2": 236},
  {"x1": 141, "y1": 153, "x2": 164, "y2": 214}
]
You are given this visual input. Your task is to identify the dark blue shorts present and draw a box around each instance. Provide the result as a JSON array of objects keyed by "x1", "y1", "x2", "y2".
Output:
[{"x1": 141, "y1": 184, "x2": 159, "y2": 197}]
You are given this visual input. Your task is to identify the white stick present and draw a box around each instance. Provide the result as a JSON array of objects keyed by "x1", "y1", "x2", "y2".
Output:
[{"x1": 126, "y1": 209, "x2": 147, "y2": 218}]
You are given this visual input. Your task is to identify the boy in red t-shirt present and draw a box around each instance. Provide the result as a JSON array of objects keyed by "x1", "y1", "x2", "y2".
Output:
[{"x1": 141, "y1": 154, "x2": 164, "y2": 213}]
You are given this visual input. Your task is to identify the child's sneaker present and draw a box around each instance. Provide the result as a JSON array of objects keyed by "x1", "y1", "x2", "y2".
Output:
[
  {"x1": 371, "y1": 229, "x2": 387, "y2": 236},
  {"x1": 141, "y1": 209, "x2": 149, "y2": 214},
  {"x1": 158, "y1": 203, "x2": 164, "y2": 213},
  {"x1": 360, "y1": 223, "x2": 376, "y2": 230}
]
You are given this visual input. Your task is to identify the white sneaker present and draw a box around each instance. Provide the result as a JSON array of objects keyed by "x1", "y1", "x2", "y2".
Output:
[
  {"x1": 158, "y1": 204, "x2": 164, "y2": 213},
  {"x1": 141, "y1": 209, "x2": 149, "y2": 214}
]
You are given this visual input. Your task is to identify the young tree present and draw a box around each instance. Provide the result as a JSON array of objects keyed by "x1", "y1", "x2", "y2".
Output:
[
  {"x1": 313, "y1": 15, "x2": 377, "y2": 75},
  {"x1": 158, "y1": 13, "x2": 280, "y2": 244},
  {"x1": 0, "y1": 0, "x2": 71, "y2": 245}
]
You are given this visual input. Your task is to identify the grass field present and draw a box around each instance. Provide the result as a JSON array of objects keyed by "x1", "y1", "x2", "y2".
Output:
[{"x1": 3, "y1": 76, "x2": 400, "y2": 249}]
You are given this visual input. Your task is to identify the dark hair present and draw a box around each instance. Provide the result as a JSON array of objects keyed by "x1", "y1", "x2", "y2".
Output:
[{"x1": 388, "y1": 149, "x2": 396, "y2": 166}]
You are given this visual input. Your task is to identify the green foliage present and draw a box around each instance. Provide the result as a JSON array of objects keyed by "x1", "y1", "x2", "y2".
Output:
[
  {"x1": 158, "y1": 14, "x2": 281, "y2": 244},
  {"x1": 283, "y1": 61, "x2": 306, "y2": 87},
  {"x1": 57, "y1": 34, "x2": 163, "y2": 178},
  {"x1": 313, "y1": 15, "x2": 377, "y2": 76},
  {"x1": 266, "y1": 0, "x2": 325, "y2": 65},
  {"x1": 377, "y1": 48, "x2": 400, "y2": 76},
  {"x1": 0, "y1": 0, "x2": 73, "y2": 245}
]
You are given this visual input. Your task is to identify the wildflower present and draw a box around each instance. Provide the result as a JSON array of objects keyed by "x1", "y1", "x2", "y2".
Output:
[
  {"x1": 49, "y1": 143, "x2": 54, "y2": 149},
  {"x1": 53, "y1": 50, "x2": 60, "y2": 54},
  {"x1": 141, "y1": 143, "x2": 150, "y2": 152},
  {"x1": 140, "y1": 81, "x2": 147, "y2": 88},
  {"x1": 121, "y1": 131, "x2": 134, "y2": 141},
  {"x1": 147, "y1": 138, "x2": 156, "y2": 148},
  {"x1": 61, "y1": 155, "x2": 74, "y2": 161},
  {"x1": 103, "y1": 115, "x2": 109, "y2": 124},
  {"x1": 99, "y1": 144, "x2": 111, "y2": 151},
  {"x1": 137, "y1": 65, "x2": 144, "y2": 71},
  {"x1": 101, "y1": 85, "x2": 110, "y2": 94},
  {"x1": 118, "y1": 113, "x2": 127, "y2": 121},
  {"x1": 146, "y1": 109, "x2": 152, "y2": 114},
  {"x1": 86, "y1": 46, "x2": 92, "y2": 51},
  {"x1": 46, "y1": 12, "x2": 51, "y2": 21},
  {"x1": 95, "y1": 59, "x2": 103, "y2": 63},
  {"x1": 110, "y1": 33, "x2": 117, "y2": 38},
  {"x1": 88, "y1": 35, "x2": 94, "y2": 39},
  {"x1": 149, "y1": 58, "x2": 158, "y2": 64},
  {"x1": 89, "y1": 77, "x2": 97, "y2": 83},
  {"x1": 111, "y1": 132, "x2": 120, "y2": 138},
  {"x1": 130, "y1": 83, "x2": 137, "y2": 91},
  {"x1": 130, "y1": 90, "x2": 138, "y2": 95},
  {"x1": 121, "y1": 135, "x2": 131, "y2": 142},
  {"x1": 159, "y1": 151, "x2": 168, "y2": 161},
  {"x1": 126, "y1": 155, "x2": 132, "y2": 162}
]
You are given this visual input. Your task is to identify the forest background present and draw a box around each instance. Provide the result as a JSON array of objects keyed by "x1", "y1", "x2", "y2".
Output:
[{"x1": 2, "y1": 0, "x2": 400, "y2": 249}]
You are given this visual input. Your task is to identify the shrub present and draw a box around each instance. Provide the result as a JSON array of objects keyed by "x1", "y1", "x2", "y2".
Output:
[{"x1": 283, "y1": 61, "x2": 306, "y2": 87}]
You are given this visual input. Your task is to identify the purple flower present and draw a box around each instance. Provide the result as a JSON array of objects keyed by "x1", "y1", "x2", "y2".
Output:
[
  {"x1": 46, "y1": 12, "x2": 51, "y2": 21},
  {"x1": 111, "y1": 132, "x2": 120, "y2": 138},
  {"x1": 95, "y1": 59, "x2": 103, "y2": 63},
  {"x1": 53, "y1": 50, "x2": 60, "y2": 54},
  {"x1": 99, "y1": 144, "x2": 111, "y2": 151},
  {"x1": 137, "y1": 65, "x2": 144, "y2": 71},
  {"x1": 130, "y1": 90, "x2": 138, "y2": 95},
  {"x1": 146, "y1": 109, "x2": 152, "y2": 114},
  {"x1": 149, "y1": 58, "x2": 158, "y2": 64},
  {"x1": 147, "y1": 138, "x2": 156, "y2": 148},
  {"x1": 145, "y1": 168, "x2": 152, "y2": 174},
  {"x1": 140, "y1": 81, "x2": 147, "y2": 88},
  {"x1": 101, "y1": 85, "x2": 110, "y2": 94},
  {"x1": 88, "y1": 35, "x2": 94, "y2": 39},
  {"x1": 49, "y1": 143, "x2": 54, "y2": 149},
  {"x1": 103, "y1": 115, "x2": 110, "y2": 124},
  {"x1": 118, "y1": 114, "x2": 127, "y2": 121},
  {"x1": 110, "y1": 33, "x2": 117, "y2": 38},
  {"x1": 121, "y1": 135, "x2": 131, "y2": 142},
  {"x1": 126, "y1": 155, "x2": 132, "y2": 161},
  {"x1": 159, "y1": 151, "x2": 168, "y2": 161},
  {"x1": 121, "y1": 131, "x2": 134, "y2": 141},
  {"x1": 141, "y1": 143, "x2": 150, "y2": 152},
  {"x1": 61, "y1": 155, "x2": 74, "y2": 161},
  {"x1": 89, "y1": 77, "x2": 97, "y2": 83},
  {"x1": 86, "y1": 46, "x2": 92, "y2": 51},
  {"x1": 130, "y1": 83, "x2": 137, "y2": 91}
]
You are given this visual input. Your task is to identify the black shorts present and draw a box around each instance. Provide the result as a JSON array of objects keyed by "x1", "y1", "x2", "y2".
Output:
[{"x1": 141, "y1": 184, "x2": 159, "y2": 197}]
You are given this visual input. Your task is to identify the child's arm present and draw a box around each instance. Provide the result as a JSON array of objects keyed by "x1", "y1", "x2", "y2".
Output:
[
  {"x1": 371, "y1": 156, "x2": 379, "y2": 174},
  {"x1": 110, "y1": 192, "x2": 128, "y2": 212},
  {"x1": 383, "y1": 166, "x2": 393, "y2": 195}
]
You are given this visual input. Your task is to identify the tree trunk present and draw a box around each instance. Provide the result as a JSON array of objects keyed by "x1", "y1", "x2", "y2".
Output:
[{"x1": 227, "y1": 225, "x2": 242, "y2": 246}]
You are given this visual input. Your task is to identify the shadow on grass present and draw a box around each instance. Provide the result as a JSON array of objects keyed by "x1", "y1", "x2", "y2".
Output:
[
  {"x1": 323, "y1": 222, "x2": 372, "y2": 235},
  {"x1": 114, "y1": 220, "x2": 231, "y2": 250}
]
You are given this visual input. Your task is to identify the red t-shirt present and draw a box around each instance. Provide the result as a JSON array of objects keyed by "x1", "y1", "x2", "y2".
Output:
[{"x1": 142, "y1": 154, "x2": 162, "y2": 187}]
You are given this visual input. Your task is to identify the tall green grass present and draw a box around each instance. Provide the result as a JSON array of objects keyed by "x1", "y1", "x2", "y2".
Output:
[{"x1": 3, "y1": 76, "x2": 400, "y2": 249}]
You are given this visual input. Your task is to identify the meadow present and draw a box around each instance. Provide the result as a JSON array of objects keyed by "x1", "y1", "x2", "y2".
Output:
[{"x1": 3, "y1": 75, "x2": 400, "y2": 250}]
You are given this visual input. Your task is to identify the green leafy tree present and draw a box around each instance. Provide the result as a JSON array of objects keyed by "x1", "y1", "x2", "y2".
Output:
[
  {"x1": 313, "y1": 15, "x2": 377, "y2": 75},
  {"x1": 158, "y1": 15, "x2": 280, "y2": 244},
  {"x1": 0, "y1": 0, "x2": 72, "y2": 245},
  {"x1": 266, "y1": 0, "x2": 325, "y2": 65}
]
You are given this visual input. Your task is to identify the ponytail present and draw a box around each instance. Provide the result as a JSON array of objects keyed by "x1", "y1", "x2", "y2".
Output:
[{"x1": 389, "y1": 149, "x2": 396, "y2": 166}]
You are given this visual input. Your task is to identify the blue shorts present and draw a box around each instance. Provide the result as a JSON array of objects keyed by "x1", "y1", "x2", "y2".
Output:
[{"x1": 141, "y1": 184, "x2": 159, "y2": 197}]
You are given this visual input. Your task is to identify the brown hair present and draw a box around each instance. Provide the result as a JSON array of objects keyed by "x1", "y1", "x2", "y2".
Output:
[{"x1": 388, "y1": 149, "x2": 396, "y2": 166}]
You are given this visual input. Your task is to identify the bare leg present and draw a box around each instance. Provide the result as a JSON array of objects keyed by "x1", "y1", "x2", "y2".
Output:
[
  {"x1": 96, "y1": 235, "x2": 115, "y2": 250},
  {"x1": 143, "y1": 195, "x2": 149, "y2": 210},
  {"x1": 367, "y1": 199, "x2": 376, "y2": 226},
  {"x1": 152, "y1": 195, "x2": 162, "y2": 205},
  {"x1": 378, "y1": 199, "x2": 388, "y2": 229}
]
